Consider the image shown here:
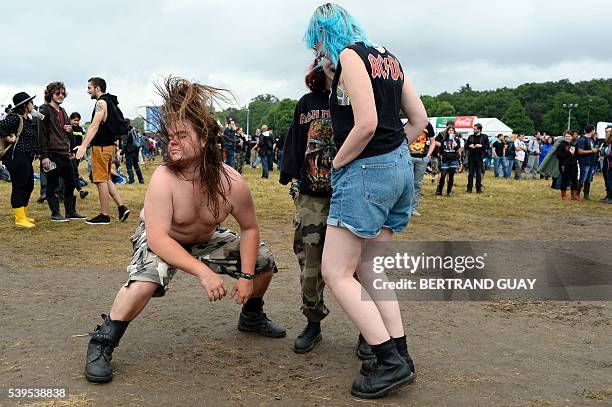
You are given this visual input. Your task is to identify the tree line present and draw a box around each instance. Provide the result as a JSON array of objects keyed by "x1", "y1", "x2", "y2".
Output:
[{"x1": 202, "y1": 78, "x2": 612, "y2": 138}]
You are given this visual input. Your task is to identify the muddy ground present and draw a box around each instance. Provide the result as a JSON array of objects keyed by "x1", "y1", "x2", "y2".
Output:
[
  {"x1": 0, "y1": 170, "x2": 611, "y2": 406},
  {"x1": 1, "y1": 255, "x2": 611, "y2": 406}
]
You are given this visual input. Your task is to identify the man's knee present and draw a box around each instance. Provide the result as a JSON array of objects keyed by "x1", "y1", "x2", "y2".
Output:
[{"x1": 124, "y1": 280, "x2": 159, "y2": 298}]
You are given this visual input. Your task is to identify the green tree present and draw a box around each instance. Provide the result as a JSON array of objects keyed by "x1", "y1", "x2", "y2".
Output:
[
  {"x1": 421, "y1": 95, "x2": 455, "y2": 116},
  {"x1": 541, "y1": 92, "x2": 580, "y2": 134},
  {"x1": 261, "y1": 98, "x2": 297, "y2": 137},
  {"x1": 502, "y1": 100, "x2": 535, "y2": 135},
  {"x1": 130, "y1": 117, "x2": 145, "y2": 133},
  {"x1": 248, "y1": 94, "x2": 279, "y2": 132}
]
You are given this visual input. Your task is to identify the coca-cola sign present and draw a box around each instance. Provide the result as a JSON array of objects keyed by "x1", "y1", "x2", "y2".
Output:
[
  {"x1": 435, "y1": 116, "x2": 477, "y2": 129},
  {"x1": 454, "y1": 116, "x2": 476, "y2": 128}
]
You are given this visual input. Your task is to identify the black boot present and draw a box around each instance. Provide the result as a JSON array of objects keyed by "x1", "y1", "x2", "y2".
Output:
[
  {"x1": 577, "y1": 181, "x2": 583, "y2": 196},
  {"x1": 136, "y1": 169, "x2": 144, "y2": 184},
  {"x1": 48, "y1": 196, "x2": 68, "y2": 222},
  {"x1": 357, "y1": 333, "x2": 375, "y2": 360},
  {"x1": 583, "y1": 182, "x2": 591, "y2": 200},
  {"x1": 65, "y1": 196, "x2": 86, "y2": 220},
  {"x1": 351, "y1": 339, "x2": 414, "y2": 399},
  {"x1": 127, "y1": 168, "x2": 135, "y2": 184},
  {"x1": 238, "y1": 298, "x2": 286, "y2": 338},
  {"x1": 293, "y1": 321, "x2": 322, "y2": 354},
  {"x1": 84, "y1": 314, "x2": 129, "y2": 383},
  {"x1": 361, "y1": 336, "x2": 416, "y2": 376}
]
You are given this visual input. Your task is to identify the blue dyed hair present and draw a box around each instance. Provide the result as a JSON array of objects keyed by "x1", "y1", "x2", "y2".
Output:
[{"x1": 304, "y1": 3, "x2": 371, "y2": 66}]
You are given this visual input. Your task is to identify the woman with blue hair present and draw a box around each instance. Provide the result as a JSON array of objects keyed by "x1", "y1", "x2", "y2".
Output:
[{"x1": 305, "y1": 3, "x2": 428, "y2": 400}]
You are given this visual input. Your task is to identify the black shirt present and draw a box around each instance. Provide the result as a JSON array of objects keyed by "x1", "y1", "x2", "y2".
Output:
[
  {"x1": 467, "y1": 133, "x2": 489, "y2": 162},
  {"x1": 505, "y1": 141, "x2": 516, "y2": 159},
  {"x1": 556, "y1": 141, "x2": 578, "y2": 167},
  {"x1": 70, "y1": 125, "x2": 84, "y2": 150},
  {"x1": 222, "y1": 127, "x2": 237, "y2": 151},
  {"x1": 276, "y1": 133, "x2": 286, "y2": 150},
  {"x1": 280, "y1": 91, "x2": 335, "y2": 196},
  {"x1": 330, "y1": 42, "x2": 406, "y2": 159},
  {"x1": 492, "y1": 140, "x2": 505, "y2": 157},
  {"x1": 258, "y1": 131, "x2": 274, "y2": 156},
  {"x1": 0, "y1": 114, "x2": 38, "y2": 155},
  {"x1": 91, "y1": 93, "x2": 121, "y2": 147},
  {"x1": 435, "y1": 134, "x2": 460, "y2": 161}
]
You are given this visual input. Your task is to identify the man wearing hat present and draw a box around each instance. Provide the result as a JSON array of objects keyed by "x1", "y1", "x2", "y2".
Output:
[{"x1": 0, "y1": 92, "x2": 39, "y2": 227}]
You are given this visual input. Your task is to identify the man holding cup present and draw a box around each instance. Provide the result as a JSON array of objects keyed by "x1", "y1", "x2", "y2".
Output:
[{"x1": 38, "y1": 82, "x2": 85, "y2": 222}]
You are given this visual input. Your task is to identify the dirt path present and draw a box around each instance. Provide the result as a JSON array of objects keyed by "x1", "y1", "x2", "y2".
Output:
[{"x1": 1, "y1": 248, "x2": 610, "y2": 406}]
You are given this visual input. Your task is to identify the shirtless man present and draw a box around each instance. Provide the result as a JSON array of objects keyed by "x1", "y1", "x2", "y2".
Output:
[{"x1": 84, "y1": 77, "x2": 286, "y2": 383}]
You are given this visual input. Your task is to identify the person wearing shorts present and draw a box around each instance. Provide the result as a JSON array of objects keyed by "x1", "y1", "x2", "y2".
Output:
[
  {"x1": 305, "y1": 4, "x2": 428, "y2": 399},
  {"x1": 126, "y1": 222, "x2": 278, "y2": 297},
  {"x1": 435, "y1": 126, "x2": 462, "y2": 196},
  {"x1": 83, "y1": 77, "x2": 286, "y2": 384},
  {"x1": 75, "y1": 77, "x2": 130, "y2": 225}
]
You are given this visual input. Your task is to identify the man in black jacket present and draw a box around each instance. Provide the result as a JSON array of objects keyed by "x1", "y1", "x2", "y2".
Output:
[
  {"x1": 466, "y1": 123, "x2": 489, "y2": 193},
  {"x1": 38, "y1": 82, "x2": 85, "y2": 222}
]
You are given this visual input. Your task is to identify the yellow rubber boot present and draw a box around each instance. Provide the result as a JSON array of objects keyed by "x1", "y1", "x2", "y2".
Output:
[
  {"x1": 24, "y1": 206, "x2": 35, "y2": 223},
  {"x1": 13, "y1": 207, "x2": 35, "y2": 228}
]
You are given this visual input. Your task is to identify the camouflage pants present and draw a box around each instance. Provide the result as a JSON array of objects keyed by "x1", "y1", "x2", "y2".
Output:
[
  {"x1": 234, "y1": 149, "x2": 245, "y2": 174},
  {"x1": 126, "y1": 221, "x2": 277, "y2": 297},
  {"x1": 292, "y1": 194, "x2": 330, "y2": 322}
]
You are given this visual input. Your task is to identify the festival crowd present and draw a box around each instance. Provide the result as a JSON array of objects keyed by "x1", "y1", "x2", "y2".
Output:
[{"x1": 1, "y1": 4, "x2": 611, "y2": 401}]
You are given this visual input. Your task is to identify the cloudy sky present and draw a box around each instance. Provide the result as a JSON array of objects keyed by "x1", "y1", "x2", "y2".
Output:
[{"x1": 1, "y1": 0, "x2": 610, "y2": 121}]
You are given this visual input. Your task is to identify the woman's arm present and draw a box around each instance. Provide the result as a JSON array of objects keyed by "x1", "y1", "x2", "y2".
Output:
[{"x1": 400, "y1": 75, "x2": 428, "y2": 144}]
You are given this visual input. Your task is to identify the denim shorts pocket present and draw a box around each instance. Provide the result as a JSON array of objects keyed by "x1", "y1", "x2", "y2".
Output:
[
  {"x1": 331, "y1": 165, "x2": 347, "y2": 185},
  {"x1": 362, "y1": 162, "x2": 398, "y2": 204}
]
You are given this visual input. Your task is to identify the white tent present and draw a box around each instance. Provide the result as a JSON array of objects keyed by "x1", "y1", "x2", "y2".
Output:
[
  {"x1": 476, "y1": 118, "x2": 513, "y2": 137},
  {"x1": 405, "y1": 116, "x2": 513, "y2": 138},
  {"x1": 596, "y1": 121, "x2": 611, "y2": 139}
]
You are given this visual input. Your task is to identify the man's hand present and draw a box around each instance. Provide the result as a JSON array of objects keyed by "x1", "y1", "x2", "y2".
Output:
[
  {"x1": 63, "y1": 125, "x2": 72, "y2": 133},
  {"x1": 231, "y1": 278, "x2": 253, "y2": 305},
  {"x1": 5, "y1": 134, "x2": 16, "y2": 143},
  {"x1": 199, "y1": 271, "x2": 227, "y2": 302},
  {"x1": 42, "y1": 158, "x2": 52, "y2": 172},
  {"x1": 75, "y1": 144, "x2": 87, "y2": 160}
]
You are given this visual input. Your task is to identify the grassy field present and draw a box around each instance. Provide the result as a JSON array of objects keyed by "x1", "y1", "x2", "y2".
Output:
[{"x1": 0, "y1": 158, "x2": 610, "y2": 271}]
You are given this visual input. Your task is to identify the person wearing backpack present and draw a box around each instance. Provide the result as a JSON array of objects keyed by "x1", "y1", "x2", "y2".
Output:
[
  {"x1": 121, "y1": 124, "x2": 144, "y2": 184},
  {"x1": 75, "y1": 77, "x2": 130, "y2": 225},
  {"x1": 0, "y1": 92, "x2": 39, "y2": 228}
]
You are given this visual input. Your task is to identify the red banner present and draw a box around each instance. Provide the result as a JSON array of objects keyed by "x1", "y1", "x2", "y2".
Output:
[{"x1": 453, "y1": 116, "x2": 477, "y2": 128}]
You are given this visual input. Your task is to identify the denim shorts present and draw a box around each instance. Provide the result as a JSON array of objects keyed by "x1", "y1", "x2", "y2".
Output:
[
  {"x1": 327, "y1": 142, "x2": 414, "y2": 238},
  {"x1": 440, "y1": 159, "x2": 459, "y2": 170}
]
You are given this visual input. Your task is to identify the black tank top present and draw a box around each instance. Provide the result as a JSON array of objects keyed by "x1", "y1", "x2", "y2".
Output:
[
  {"x1": 330, "y1": 42, "x2": 406, "y2": 159},
  {"x1": 91, "y1": 94, "x2": 117, "y2": 147}
]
